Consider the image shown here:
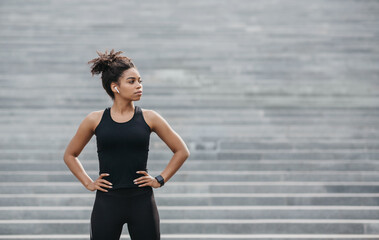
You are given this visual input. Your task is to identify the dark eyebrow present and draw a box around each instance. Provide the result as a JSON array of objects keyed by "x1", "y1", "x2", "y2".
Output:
[{"x1": 126, "y1": 76, "x2": 141, "y2": 80}]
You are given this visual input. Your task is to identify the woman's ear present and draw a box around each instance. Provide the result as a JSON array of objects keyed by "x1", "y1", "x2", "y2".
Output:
[{"x1": 111, "y1": 82, "x2": 119, "y2": 94}]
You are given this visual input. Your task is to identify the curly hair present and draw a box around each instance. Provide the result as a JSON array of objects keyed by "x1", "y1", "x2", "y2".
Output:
[{"x1": 88, "y1": 49, "x2": 136, "y2": 100}]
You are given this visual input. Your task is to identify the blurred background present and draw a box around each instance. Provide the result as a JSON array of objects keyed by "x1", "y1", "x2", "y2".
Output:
[{"x1": 1, "y1": 0, "x2": 379, "y2": 239}]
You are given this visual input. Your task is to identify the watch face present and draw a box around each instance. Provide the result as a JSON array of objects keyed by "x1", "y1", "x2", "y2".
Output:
[{"x1": 155, "y1": 176, "x2": 164, "y2": 186}]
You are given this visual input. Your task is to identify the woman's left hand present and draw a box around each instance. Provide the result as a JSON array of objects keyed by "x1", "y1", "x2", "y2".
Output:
[{"x1": 134, "y1": 171, "x2": 161, "y2": 188}]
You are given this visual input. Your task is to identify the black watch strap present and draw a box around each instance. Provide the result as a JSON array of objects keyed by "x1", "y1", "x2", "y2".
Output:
[{"x1": 155, "y1": 175, "x2": 165, "y2": 187}]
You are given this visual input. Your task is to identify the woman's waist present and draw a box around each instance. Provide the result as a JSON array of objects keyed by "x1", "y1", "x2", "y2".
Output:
[{"x1": 96, "y1": 185, "x2": 152, "y2": 198}]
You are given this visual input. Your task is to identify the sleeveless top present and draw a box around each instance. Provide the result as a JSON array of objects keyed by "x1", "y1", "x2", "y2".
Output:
[{"x1": 94, "y1": 105, "x2": 152, "y2": 190}]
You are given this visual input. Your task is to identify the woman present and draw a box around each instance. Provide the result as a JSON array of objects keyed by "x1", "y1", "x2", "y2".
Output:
[{"x1": 63, "y1": 49, "x2": 190, "y2": 240}]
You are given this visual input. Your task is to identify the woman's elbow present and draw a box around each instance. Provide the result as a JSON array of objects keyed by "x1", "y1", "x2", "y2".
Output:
[
  {"x1": 63, "y1": 152, "x2": 72, "y2": 162},
  {"x1": 63, "y1": 150, "x2": 77, "y2": 162},
  {"x1": 175, "y1": 148, "x2": 190, "y2": 159},
  {"x1": 184, "y1": 149, "x2": 190, "y2": 159}
]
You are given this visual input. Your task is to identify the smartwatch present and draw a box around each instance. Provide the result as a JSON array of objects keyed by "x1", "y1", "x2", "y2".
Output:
[{"x1": 154, "y1": 175, "x2": 165, "y2": 187}]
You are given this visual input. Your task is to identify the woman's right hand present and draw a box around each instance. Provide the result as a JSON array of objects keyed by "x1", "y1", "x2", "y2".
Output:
[{"x1": 86, "y1": 173, "x2": 113, "y2": 192}]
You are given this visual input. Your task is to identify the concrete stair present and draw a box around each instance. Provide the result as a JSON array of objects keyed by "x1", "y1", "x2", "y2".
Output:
[{"x1": 1, "y1": 0, "x2": 379, "y2": 239}]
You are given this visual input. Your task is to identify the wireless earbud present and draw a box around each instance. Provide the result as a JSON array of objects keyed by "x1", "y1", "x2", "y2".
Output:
[{"x1": 115, "y1": 87, "x2": 120, "y2": 93}]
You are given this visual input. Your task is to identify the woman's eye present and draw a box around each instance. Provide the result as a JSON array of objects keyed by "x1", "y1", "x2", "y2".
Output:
[{"x1": 129, "y1": 80, "x2": 142, "y2": 84}]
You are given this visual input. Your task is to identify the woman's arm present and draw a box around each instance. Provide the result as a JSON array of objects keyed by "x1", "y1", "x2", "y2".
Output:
[
  {"x1": 63, "y1": 111, "x2": 112, "y2": 191},
  {"x1": 148, "y1": 109, "x2": 190, "y2": 185}
]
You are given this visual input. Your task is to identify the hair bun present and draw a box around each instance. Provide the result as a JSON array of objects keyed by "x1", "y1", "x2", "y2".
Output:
[
  {"x1": 88, "y1": 49, "x2": 126, "y2": 76},
  {"x1": 87, "y1": 49, "x2": 136, "y2": 100}
]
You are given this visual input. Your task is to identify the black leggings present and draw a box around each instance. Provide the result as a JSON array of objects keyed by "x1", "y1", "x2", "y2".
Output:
[{"x1": 90, "y1": 186, "x2": 160, "y2": 240}]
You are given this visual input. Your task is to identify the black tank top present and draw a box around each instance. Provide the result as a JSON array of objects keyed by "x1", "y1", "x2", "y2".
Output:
[{"x1": 94, "y1": 105, "x2": 152, "y2": 190}]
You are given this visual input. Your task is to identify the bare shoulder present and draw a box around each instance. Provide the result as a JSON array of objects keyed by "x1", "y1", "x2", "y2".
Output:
[
  {"x1": 64, "y1": 109, "x2": 105, "y2": 158},
  {"x1": 140, "y1": 108, "x2": 189, "y2": 155},
  {"x1": 86, "y1": 109, "x2": 106, "y2": 133},
  {"x1": 140, "y1": 108, "x2": 165, "y2": 132}
]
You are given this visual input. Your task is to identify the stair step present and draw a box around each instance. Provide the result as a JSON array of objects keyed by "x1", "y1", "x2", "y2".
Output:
[{"x1": 0, "y1": 193, "x2": 378, "y2": 206}]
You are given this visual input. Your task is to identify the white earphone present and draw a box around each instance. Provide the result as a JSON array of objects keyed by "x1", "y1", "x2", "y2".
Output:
[{"x1": 115, "y1": 87, "x2": 120, "y2": 93}]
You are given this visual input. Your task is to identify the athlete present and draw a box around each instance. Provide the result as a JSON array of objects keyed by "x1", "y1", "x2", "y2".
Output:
[{"x1": 63, "y1": 49, "x2": 190, "y2": 240}]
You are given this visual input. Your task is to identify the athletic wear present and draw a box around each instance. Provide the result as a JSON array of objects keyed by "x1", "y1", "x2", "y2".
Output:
[
  {"x1": 90, "y1": 186, "x2": 160, "y2": 240},
  {"x1": 94, "y1": 105, "x2": 152, "y2": 190},
  {"x1": 91, "y1": 105, "x2": 160, "y2": 239}
]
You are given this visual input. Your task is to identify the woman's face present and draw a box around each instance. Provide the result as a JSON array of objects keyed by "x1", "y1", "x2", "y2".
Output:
[{"x1": 114, "y1": 67, "x2": 143, "y2": 100}]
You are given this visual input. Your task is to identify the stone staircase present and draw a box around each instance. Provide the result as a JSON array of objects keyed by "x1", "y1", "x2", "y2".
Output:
[{"x1": 1, "y1": 0, "x2": 379, "y2": 239}]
